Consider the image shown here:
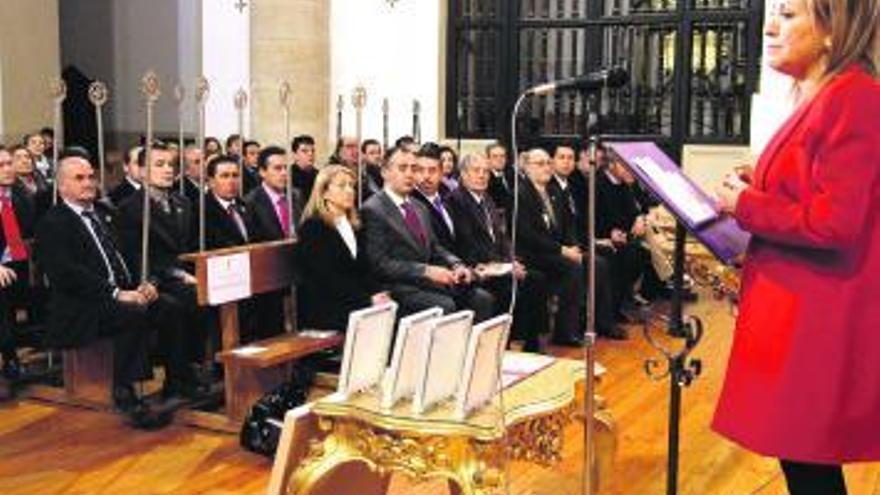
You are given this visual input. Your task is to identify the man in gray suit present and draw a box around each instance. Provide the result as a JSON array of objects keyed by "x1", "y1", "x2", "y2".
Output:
[{"x1": 361, "y1": 147, "x2": 494, "y2": 321}]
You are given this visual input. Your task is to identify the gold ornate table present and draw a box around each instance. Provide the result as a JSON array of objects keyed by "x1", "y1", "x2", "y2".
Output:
[{"x1": 268, "y1": 356, "x2": 617, "y2": 495}]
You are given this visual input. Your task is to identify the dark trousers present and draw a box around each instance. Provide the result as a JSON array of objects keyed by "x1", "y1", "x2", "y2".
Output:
[
  {"x1": 480, "y1": 269, "x2": 549, "y2": 349},
  {"x1": 604, "y1": 241, "x2": 652, "y2": 312},
  {"x1": 780, "y1": 460, "x2": 847, "y2": 495},
  {"x1": 152, "y1": 280, "x2": 202, "y2": 384},
  {"x1": 392, "y1": 284, "x2": 495, "y2": 323},
  {"x1": 0, "y1": 262, "x2": 30, "y2": 364}
]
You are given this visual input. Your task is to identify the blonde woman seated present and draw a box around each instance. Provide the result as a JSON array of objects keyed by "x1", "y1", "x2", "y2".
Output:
[{"x1": 296, "y1": 165, "x2": 391, "y2": 330}]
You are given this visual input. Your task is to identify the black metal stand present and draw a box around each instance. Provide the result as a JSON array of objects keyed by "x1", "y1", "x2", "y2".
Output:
[
  {"x1": 593, "y1": 134, "x2": 703, "y2": 495},
  {"x1": 642, "y1": 247, "x2": 704, "y2": 495}
]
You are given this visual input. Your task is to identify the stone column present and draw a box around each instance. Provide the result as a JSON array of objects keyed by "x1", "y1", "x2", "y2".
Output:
[
  {"x1": 0, "y1": 0, "x2": 60, "y2": 143},
  {"x1": 250, "y1": 0, "x2": 330, "y2": 160}
]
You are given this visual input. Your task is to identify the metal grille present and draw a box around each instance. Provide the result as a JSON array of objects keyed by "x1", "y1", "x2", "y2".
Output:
[{"x1": 448, "y1": 0, "x2": 763, "y2": 154}]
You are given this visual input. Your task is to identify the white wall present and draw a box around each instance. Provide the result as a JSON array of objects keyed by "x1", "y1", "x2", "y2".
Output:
[
  {"x1": 330, "y1": 0, "x2": 444, "y2": 143},
  {"x1": 750, "y1": 5, "x2": 794, "y2": 156},
  {"x1": 0, "y1": 0, "x2": 60, "y2": 144},
  {"x1": 202, "y1": 0, "x2": 250, "y2": 141}
]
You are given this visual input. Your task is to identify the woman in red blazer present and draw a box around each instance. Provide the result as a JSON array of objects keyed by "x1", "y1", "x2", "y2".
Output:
[{"x1": 714, "y1": 0, "x2": 880, "y2": 493}]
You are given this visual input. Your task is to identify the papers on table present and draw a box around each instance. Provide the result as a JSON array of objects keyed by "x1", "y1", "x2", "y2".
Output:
[{"x1": 631, "y1": 154, "x2": 718, "y2": 227}]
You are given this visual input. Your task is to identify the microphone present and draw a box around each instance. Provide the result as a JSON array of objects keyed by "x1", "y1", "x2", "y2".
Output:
[{"x1": 525, "y1": 67, "x2": 629, "y2": 96}]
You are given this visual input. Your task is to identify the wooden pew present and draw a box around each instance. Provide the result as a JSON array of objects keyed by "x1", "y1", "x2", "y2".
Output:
[{"x1": 179, "y1": 240, "x2": 343, "y2": 432}]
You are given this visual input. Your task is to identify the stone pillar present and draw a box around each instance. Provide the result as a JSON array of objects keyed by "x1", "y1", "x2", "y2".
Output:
[
  {"x1": 250, "y1": 0, "x2": 330, "y2": 159},
  {"x1": 0, "y1": 0, "x2": 60, "y2": 144}
]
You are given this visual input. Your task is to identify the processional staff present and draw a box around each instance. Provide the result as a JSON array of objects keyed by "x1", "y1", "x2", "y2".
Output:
[
  {"x1": 382, "y1": 98, "x2": 390, "y2": 150},
  {"x1": 335, "y1": 94, "x2": 345, "y2": 143},
  {"x1": 88, "y1": 81, "x2": 109, "y2": 195},
  {"x1": 174, "y1": 83, "x2": 186, "y2": 196},
  {"x1": 49, "y1": 78, "x2": 67, "y2": 205},
  {"x1": 140, "y1": 71, "x2": 161, "y2": 284},
  {"x1": 412, "y1": 99, "x2": 421, "y2": 144},
  {"x1": 195, "y1": 76, "x2": 210, "y2": 252},
  {"x1": 234, "y1": 87, "x2": 248, "y2": 194},
  {"x1": 279, "y1": 81, "x2": 296, "y2": 240},
  {"x1": 352, "y1": 85, "x2": 367, "y2": 209}
]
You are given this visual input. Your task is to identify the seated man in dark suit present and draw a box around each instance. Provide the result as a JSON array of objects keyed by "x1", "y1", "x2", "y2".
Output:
[
  {"x1": 290, "y1": 135, "x2": 318, "y2": 201},
  {"x1": 516, "y1": 149, "x2": 621, "y2": 344},
  {"x1": 361, "y1": 147, "x2": 494, "y2": 321},
  {"x1": 116, "y1": 143, "x2": 205, "y2": 398},
  {"x1": 244, "y1": 146, "x2": 302, "y2": 241},
  {"x1": 0, "y1": 147, "x2": 35, "y2": 378},
  {"x1": 107, "y1": 145, "x2": 142, "y2": 206},
  {"x1": 173, "y1": 144, "x2": 204, "y2": 207},
  {"x1": 361, "y1": 139, "x2": 384, "y2": 200},
  {"x1": 36, "y1": 149, "x2": 187, "y2": 419},
  {"x1": 596, "y1": 151, "x2": 668, "y2": 306},
  {"x1": 447, "y1": 153, "x2": 549, "y2": 352},
  {"x1": 204, "y1": 155, "x2": 249, "y2": 250},
  {"x1": 243, "y1": 146, "x2": 300, "y2": 337},
  {"x1": 241, "y1": 140, "x2": 261, "y2": 195},
  {"x1": 486, "y1": 142, "x2": 514, "y2": 216},
  {"x1": 411, "y1": 143, "x2": 456, "y2": 254}
]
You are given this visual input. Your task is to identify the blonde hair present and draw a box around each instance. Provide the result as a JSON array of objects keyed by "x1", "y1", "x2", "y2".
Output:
[
  {"x1": 301, "y1": 165, "x2": 360, "y2": 228},
  {"x1": 808, "y1": 0, "x2": 880, "y2": 77}
]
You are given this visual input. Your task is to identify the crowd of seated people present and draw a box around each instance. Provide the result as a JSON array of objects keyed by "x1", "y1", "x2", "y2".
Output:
[{"x1": 0, "y1": 128, "x2": 681, "y2": 426}]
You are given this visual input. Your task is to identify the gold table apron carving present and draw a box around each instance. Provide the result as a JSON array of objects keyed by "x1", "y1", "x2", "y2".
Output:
[{"x1": 268, "y1": 356, "x2": 617, "y2": 495}]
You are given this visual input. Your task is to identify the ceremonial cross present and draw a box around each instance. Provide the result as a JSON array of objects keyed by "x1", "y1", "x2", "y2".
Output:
[{"x1": 234, "y1": 0, "x2": 248, "y2": 13}]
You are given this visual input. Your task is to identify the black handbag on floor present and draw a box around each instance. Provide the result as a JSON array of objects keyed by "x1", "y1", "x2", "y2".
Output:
[{"x1": 239, "y1": 363, "x2": 315, "y2": 457}]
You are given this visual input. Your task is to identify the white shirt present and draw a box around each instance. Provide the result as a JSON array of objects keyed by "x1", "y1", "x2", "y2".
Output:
[
  {"x1": 126, "y1": 176, "x2": 142, "y2": 190},
  {"x1": 334, "y1": 216, "x2": 357, "y2": 259},
  {"x1": 384, "y1": 187, "x2": 408, "y2": 211},
  {"x1": 64, "y1": 199, "x2": 117, "y2": 287},
  {"x1": 554, "y1": 175, "x2": 569, "y2": 190},
  {"x1": 422, "y1": 191, "x2": 455, "y2": 236},
  {"x1": 214, "y1": 194, "x2": 248, "y2": 240}
]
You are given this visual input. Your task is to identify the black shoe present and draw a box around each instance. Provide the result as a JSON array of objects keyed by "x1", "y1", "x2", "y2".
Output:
[
  {"x1": 551, "y1": 335, "x2": 585, "y2": 348},
  {"x1": 113, "y1": 384, "x2": 142, "y2": 413},
  {"x1": 522, "y1": 338, "x2": 544, "y2": 353},
  {"x1": 599, "y1": 326, "x2": 628, "y2": 341},
  {"x1": 1, "y1": 358, "x2": 22, "y2": 381}
]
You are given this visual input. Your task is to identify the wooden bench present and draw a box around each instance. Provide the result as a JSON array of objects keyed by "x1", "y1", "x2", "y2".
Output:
[
  {"x1": 61, "y1": 339, "x2": 115, "y2": 407},
  {"x1": 216, "y1": 333, "x2": 343, "y2": 423},
  {"x1": 180, "y1": 240, "x2": 343, "y2": 432}
]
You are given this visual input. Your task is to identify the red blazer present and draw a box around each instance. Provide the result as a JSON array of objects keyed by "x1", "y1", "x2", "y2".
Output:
[{"x1": 713, "y1": 65, "x2": 880, "y2": 463}]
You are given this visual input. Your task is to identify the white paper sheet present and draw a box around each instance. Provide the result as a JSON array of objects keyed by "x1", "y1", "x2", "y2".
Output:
[
  {"x1": 206, "y1": 252, "x2": 252, "y2": 305},
  {"x1": 231, "y1": 345, "x2": 268, "y2": 356}
]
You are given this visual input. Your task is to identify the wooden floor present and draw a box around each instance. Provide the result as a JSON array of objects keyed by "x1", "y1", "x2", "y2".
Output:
[{"x1": 1, "y1": 293, "x2": 878, "y2": 495}]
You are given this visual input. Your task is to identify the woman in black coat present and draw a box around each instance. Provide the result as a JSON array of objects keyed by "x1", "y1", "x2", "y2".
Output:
[{"x1": 296, "y1": 165, "x2": 390, "y2": 330}]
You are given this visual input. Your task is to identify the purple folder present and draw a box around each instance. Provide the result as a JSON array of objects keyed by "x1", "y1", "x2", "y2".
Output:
[{"x1": 605, "y1": 141, "x2": 751, "y2": 266}]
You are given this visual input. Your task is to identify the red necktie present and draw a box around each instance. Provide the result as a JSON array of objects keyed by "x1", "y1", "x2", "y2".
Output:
[
  {"x1": 0, "y1": 196, "x2": 27, "y2": 261},
  {"x1": 277, "y1": 197, "x2": 291, "y2": 237}
]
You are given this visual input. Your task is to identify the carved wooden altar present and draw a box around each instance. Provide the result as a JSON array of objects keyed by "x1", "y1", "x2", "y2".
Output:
[{"x1": 268, "y1": 356, "x2": 617, "y2": 495}]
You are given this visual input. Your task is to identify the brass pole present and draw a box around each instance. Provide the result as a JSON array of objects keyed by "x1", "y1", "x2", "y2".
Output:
[
  {"x1": 335, "y1": 94, "x2": 344, "y2": 143},
  {"x1": 382, "y1": 98, "x2": 390, "y2": 150},
  {"x1": 88, "y1": 81, "x2": 109, "y2": 195},
  {"x1": 234, "y1": 88, "x2": 248, "y2": 195},
  {"x1": 140, "y1": 71, "x2": 161, "y2": 283},
  {"x1": 195, "y1": 76, "x2": 210, "y2": 252},
  {"x1": 352, "y1": 85, "x2": 367, "y2": 209},
  {"x1": 279, "y1": 81, "x2": 295, "y2": 240},
  {"x1": 174, "y1": 83, "x2": 186, "y2": 196},
  {"x1": 49, "y1": 78, "x2": 67, "y2": 206}
]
